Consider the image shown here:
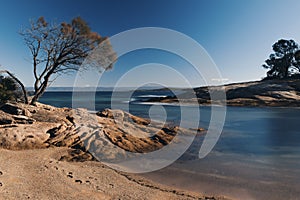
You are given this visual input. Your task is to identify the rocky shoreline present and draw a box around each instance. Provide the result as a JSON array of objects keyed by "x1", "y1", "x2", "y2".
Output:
[
  {"x1": 147, "y1": 79, "x2": 300, "y2": 107},
  {"x1": 0, "y1": 102, "x2": 230, "y2": 200}
]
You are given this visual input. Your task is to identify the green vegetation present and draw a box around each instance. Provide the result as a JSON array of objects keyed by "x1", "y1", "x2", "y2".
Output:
[
  {"x1": 0, "y1": 75, "x2": 22, "y2": 104},
  {"x1": 263, "y1": 39, "x2": 300, "y2": 79}
]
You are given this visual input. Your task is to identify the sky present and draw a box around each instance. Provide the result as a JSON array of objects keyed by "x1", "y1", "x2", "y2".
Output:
[{"x1": 1, "y1": 0, "x2": 300, "y2": 88}]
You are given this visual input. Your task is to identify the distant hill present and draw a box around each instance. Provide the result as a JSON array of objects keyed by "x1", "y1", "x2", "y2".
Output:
[
  {"x1": 26, "y1": 86, "x2": 166, "y2": 92},
  {"x1": 153, "y1": 79, "x2": 300, "y2": 107}
]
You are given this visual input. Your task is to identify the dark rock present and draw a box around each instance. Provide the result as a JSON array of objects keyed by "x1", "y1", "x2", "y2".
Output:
[
  {"x1": 0, "y1": 103, "x2": 25, "y2": 115},
  {"x1": 75, "y1": 179, "x2": 82, "y2": 184},
  {"x1": 0, "y1": 110, "x2": 14, "y2": 125},
  {"x1": 67, "y1": 174, "x2": 73, "y2": 178},
  {"x1": 96, "y1": 109, "x2": 124, "y2": 120}
]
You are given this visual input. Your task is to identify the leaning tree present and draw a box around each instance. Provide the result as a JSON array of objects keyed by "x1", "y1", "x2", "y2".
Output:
[
  {"x1": 262, "y1": 39, "x2": 300, "y2": 79},
  {"x1": 20, "y1": 16, "x2": 117, "y2": 105}
]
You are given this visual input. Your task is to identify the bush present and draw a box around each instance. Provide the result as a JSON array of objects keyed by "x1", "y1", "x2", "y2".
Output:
[{"x1": 0, "y1": 75, "x2": 22, "y2": 103}]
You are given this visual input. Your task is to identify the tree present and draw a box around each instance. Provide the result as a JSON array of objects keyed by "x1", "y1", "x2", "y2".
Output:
[
  {"x1": 0, "y1": 74, "x2": 22, "y2": 104},
  {"x1": 262, "y1": 39, "x2": 300, "y2": 79},
  {"x1": 21, "y1": 16, "x2": 117, "y2": 105},
  {"x1": 0, "y1": 70, "x2": 28, "y2": 104}
]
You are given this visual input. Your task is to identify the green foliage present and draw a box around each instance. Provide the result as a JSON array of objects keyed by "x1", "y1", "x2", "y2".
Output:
[
  {"x1": 262, "y1": 39, "x2": 300, "y2": 79},
  {"x1": 0, "y1": 75, "x2": 22, "y2": 103}
]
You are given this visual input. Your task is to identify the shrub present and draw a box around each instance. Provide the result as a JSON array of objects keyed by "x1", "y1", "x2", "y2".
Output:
[{"x1": 0, "y1": 75, "x2": 22, "y2": 103}]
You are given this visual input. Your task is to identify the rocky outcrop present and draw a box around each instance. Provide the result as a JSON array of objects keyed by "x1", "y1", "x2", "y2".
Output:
[
  {"x1": 71, "y1": 108, "x2": 200, "y2": 162},
  {"x1": 0, "y1": 102, "x2": 73, "y2": 150},
  {"x1": 0, "y1": 102, "x2": 202, "y2": 162},
  {"x1": 96, "y1": 109, "x2": 180, "y2": 153},
  {"x1": 156, "y1": 79, "x2": 300, "y2": 106}
]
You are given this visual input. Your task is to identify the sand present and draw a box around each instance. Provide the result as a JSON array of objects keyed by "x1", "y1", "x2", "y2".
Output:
[{"x1": 0, "y1": 147, "x2": 231, "y2": 200}]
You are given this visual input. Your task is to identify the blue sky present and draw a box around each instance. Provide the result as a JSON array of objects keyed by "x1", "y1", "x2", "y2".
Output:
[{"x1": 1, "y1": 0, "x2": 300, "y2": 87}]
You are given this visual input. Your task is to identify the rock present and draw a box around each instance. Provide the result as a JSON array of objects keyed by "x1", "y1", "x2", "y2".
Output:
[
  {"x1": 97, "y1": 108, "x2": 150, "y2": 125},
  {"x1": 0, "y1": 104, "x2": 35, "y2": 125},
  {"x1": 0, "y1": 103, "x2": 26, "y2": 115},
  {"x1": 0, "y1": 123, "x2": 53, "y2": 149},
  {"x1": 0, "y1": 102, "x2": 200, "y2": 163},
  {"x1": 130, "y1": 114, "x2": 150, "y2": 125},
  {"x1": 0, "y1": 110, "x2": 14, "y2": 125},
  {"x1": 12, "y1": 115, "x2": 35, "y2": 124},
  {"x1": 97, "y1": 109, "x2": 125, "y2": 122},
  {"x1": 59, "y1": 149, "x2": 95, "y2": 162},
  {"x1": 94, "y1": 109, "x2": 193, "y2": 154},
  {"x1": 0, "y1": 102, "x2": 72, "y2": 150},
  {"x1": 155, "y1": 78, "x2": 300, "y2": 106}
]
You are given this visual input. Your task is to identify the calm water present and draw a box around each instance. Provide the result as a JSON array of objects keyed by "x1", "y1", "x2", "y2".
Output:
[{"x1": 40, "y1": 91, "x2": 300, "y2": 200}]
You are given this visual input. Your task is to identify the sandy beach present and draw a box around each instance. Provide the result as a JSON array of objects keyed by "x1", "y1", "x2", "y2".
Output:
[{"x1": 0, "y1": 147, "x2": 231, "y2": 200}]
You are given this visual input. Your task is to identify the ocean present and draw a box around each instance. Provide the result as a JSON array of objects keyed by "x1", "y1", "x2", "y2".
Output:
[{"x1": 39, "y1": 90, "x2": 300, "y2": 199}]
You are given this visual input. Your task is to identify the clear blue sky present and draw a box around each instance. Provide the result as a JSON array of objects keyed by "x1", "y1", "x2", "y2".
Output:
[{"x1": 1, "y1": 0, "x2": 300, "y2": 87}]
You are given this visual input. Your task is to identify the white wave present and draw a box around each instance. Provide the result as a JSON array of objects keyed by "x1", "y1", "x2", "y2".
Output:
[
  {"x1": 137, "y1": 95, "x2": 169, "y2": 98},
  {"x1": 131, "y1": 101, "x2": 179, "y2": 106},
  {"x1": 130, "y1": 98, "x2": 137, "y2": 101}
]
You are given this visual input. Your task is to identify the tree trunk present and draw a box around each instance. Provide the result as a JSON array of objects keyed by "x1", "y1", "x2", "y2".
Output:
[
  {"x1": 0, "y1": 70, "x2": 29, "y2": 104},
  {"x1": 30, "y1": 83, "x2": 48, "y2": 105},
  {"x1": 30, "y1": 70, "x2": 53, "y2": 105}
]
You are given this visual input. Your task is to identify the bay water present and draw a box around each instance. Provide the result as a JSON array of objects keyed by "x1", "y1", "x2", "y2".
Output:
[{"x1": 39, "y1": 91, "x2": 300, "y2": 200}]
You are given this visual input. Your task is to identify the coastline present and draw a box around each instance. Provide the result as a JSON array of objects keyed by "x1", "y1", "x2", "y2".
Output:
[
  {"x1": 2, "y1": 80, "x2": 299, "y2": 199},
  {"x1": 0, "y1": 102, "x2": 231, "y2": 200},
  {"x1": 143, "y1": 79, "x2": 300, "y2": 107}
]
